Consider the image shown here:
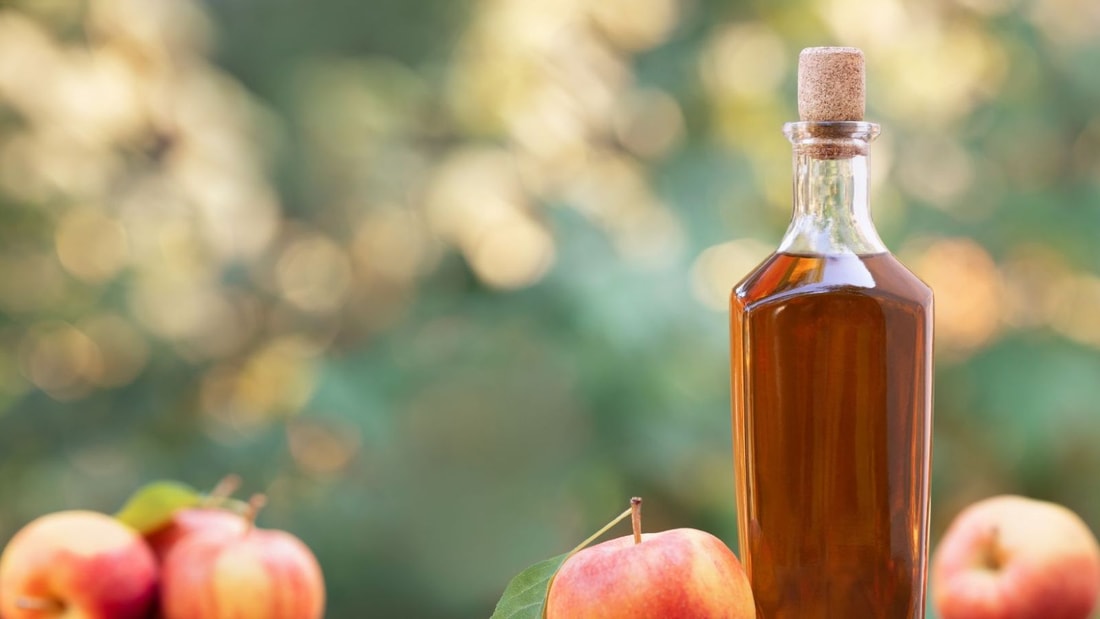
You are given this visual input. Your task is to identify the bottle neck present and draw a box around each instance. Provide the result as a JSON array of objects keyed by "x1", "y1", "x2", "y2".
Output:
[{"x1": 777, "y1": 121, "x2": 886, "y2": 256}]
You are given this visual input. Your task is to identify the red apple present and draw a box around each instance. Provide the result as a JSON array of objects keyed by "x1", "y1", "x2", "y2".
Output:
[
  {"x1": 546, "y1": 499, "x2": 755, "y2": 619},
  {"x1": 932, "y1": 495, "x2": 1100, "y2": 619},
  {"x1": 160, "y1": 496, "x2": 324, "y2": 619},
  {"x1": 0, "y1": 510, "x2": 157, "y2": 619}
]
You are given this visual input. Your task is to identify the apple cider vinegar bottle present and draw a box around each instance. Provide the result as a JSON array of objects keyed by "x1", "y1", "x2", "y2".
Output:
[{"x1": 729, "y1": 48, "x2": 933, "y2": 618}]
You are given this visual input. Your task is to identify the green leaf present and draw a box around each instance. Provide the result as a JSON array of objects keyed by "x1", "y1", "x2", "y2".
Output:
[
  {"x1": 489, "y1": 552, "x2": 569, "y2": 619},
  {"x1": 115, "y1": 481, "x2": 202, "y2": 534}
]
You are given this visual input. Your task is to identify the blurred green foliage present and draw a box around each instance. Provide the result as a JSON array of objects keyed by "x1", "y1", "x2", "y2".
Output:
[{"x1": 1, "y1": 0, "x2": 1100, "y2": 616}]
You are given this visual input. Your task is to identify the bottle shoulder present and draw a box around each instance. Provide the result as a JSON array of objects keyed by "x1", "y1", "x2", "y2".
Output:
[{"x1": 732, "y1": 251, "x2": 931, "y2": 312}]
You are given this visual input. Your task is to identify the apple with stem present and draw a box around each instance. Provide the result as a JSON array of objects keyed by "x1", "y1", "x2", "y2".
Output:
[
  {"x1": 0, "y1": 510, "x2": 157, "y2": 619},
  {"x1": 546, "y1": 498, "x2": 755, "y2": 619},
  {"x1": 146, "y1": 474, "x2": 248, "y2": 561},
  {"x1": 932, "y1": 495, "x2": 1100, "y2": 619},
  {"x1": 161, "y1": 495, "x2": 325, "y2": 619}
]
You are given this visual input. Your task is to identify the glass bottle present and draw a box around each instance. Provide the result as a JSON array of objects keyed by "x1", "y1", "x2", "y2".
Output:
[{"x1": 729, "y1": 49, "x2": 933, "y2": 619}]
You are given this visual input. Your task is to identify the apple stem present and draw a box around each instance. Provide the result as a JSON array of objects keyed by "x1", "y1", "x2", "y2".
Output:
[
  {"x1": 631, "y1": 497, "x2": 642, "y2": 545},
  {"x1": 982, "y1": 525, "x2": 1005, "y2": 570},
  {"x1": 209, "y1": 474, "x2": 242, "y2": 500},
  {"x1": 204, "y1": 474, "x2": 245, "y2": 507},
  {"x1": 16, "y1": 597, "x2": 64, "y2": 612},
  {"x1": 243, "y1": 493, "x2": 267, "y2": 534}
]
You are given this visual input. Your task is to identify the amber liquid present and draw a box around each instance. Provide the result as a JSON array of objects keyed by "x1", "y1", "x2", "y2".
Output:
[{"x1": 730, "y1": 251, "x2": 932, "y2": 619}]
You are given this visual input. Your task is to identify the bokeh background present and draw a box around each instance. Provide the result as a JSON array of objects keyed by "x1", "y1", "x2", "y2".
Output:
[{"x1": 0, "y1": 0, "x2": 1098, "y2": 616}]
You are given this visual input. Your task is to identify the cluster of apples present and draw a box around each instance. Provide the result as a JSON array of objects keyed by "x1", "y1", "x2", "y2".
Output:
[
  {"x1": 0, "y1": 476, "x2": 324, "y2": 619},
  {"x1": 538, "y1": 495, "x2": 1100, "y2": 619}
]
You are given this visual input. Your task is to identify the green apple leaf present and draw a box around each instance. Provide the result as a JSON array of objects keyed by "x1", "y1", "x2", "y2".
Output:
[
  {"x1": 489, "y1": 553, "x2": 569, "y2": 619},
  {"x1": 115, "y1": 480, "x2": 202, "y2": 534},
  {"x1": 489, "y1": 501, "x2": 637, "y2": 619}
]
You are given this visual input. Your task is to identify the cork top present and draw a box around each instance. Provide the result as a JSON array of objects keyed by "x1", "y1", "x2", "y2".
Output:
[{"x1": 797, "y1": 47, "x2": 865, "y2": 122}]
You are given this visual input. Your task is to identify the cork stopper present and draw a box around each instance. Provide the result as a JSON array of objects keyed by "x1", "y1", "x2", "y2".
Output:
[{"x1": 797, "y1": 47, "x2": 864, "y2": 122}]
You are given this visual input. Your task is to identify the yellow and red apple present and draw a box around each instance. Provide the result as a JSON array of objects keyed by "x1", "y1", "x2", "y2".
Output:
[
  {"x1": 0, "y1": 510, "x2": 158, "y2": 619},
  {"x1": 932, "y1": 495, "x2": 1100, "y2": 619},
  {"x1": 546, "y1": 499, "x2": 755, "y2": 619},
  {"x1": 160, "y1": 497, "x2": 324, "y2": 619}
]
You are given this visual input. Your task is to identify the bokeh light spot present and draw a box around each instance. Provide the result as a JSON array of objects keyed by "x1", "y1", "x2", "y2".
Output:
[
  {"x1": 18, "y1": 322, "x2": 102, "y2": 400},
  {"x1": 691, "y1": 239, "x2": 774, "y2": 311},
  {"x1": 287, "y1": 419, "x2": 362, "y2": 475},
  {"x1": 700, "y1": 23, "x2": 788, "y2": 102},
  {"x1": 276, "y1": 235, "x2": 353, "y2": 315},
  {"x1": 614, "y1": 89, "x2": 684, "y2": 159},
  {"x1": 907, "y1": 238, "x2": 1004, "y2": 358},
  {"x1": 55, "y1": 207, "x2": 131, "y2": 283},
  {"x1": 353, "y1": 209, "x2": 435, "y2": 284},
  {"x1": 235, "y1": 338, "x2": 319, "y2": 420},
  {"x1": 587, "y1": 0, "x2": 679, "y2": 52},
  {"x1": 466, "y1": 218, "x2": 555, "y2": 290}
]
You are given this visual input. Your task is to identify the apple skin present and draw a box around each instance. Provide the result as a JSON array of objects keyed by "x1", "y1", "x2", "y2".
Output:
[
  {"x1": 160, "y1": 526, "x2": 325, "y2": 619},
  {"x1": 545, "y1": 528, "x2": 755, "y2": 619},
  {"x1": 0, "y1": 510, "x2": 158, "y2": 619},
  {"x1": 932, "y1": 495, "x2": 1100, "y2": 619},
  {"x1": 146, "y1": 508, "x2": 246, "y2": 562}
]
